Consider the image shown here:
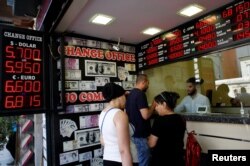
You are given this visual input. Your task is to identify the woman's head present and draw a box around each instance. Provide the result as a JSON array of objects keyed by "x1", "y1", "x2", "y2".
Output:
[
  {"x1": 102, "y1": 83, "x2": 126, "y2": 109},
  {"x1": 154, "y1": 91, "x2": 180, "y2": 114}
]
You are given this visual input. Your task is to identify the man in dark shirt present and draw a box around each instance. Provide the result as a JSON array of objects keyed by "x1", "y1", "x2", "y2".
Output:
[{"x1": 125, "y1": 74, "x2": 156, "y2": 166}]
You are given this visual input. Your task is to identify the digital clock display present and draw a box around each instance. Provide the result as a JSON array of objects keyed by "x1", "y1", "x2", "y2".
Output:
[
  {"x1": 1, "y1": 28, "x2": 44, "y2": 111},
  {"x1": 137, "y1": 0, "x2": 250, "y2": 70}
]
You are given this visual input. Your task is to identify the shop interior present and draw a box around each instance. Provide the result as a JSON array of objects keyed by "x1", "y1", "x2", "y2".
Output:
[
  {"x1": 0, "y1": 0, "x2": 250, "y2": 165},
  {"x1": 145, "y1": 44, "x2": 250, "y2": 109}
]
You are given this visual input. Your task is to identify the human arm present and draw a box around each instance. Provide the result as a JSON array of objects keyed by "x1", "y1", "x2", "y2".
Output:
[
  {"x1": 148, "y1": 116, "x2": 160, "y2": 148},
  {"x1": 140, "y1": 100, "x2": 156, "y2": 120},
  {"x1": 114, "y1": 111, "x2": 133, "y2": 166},
  {"x1": 100, "y1": 135, "x2": 104, "y2": 146},
  {"x1": 204, "y1": 96, "x2": 211, "y2": 112},
  {"x1": 174, "y1": 97, "x2": 186, "y2": 113},
  {"x1": 148, "y1": 134, "x2": 158, "y2": 148}
]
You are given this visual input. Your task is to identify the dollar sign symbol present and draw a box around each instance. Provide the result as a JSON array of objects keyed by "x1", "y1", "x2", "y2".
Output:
[{"x1": 10, "y1": 41, "x2": 14, "y2": 46}]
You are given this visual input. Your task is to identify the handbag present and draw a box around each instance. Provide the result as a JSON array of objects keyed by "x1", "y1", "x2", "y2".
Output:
[{"x1": 185, "y1": 130, "x2": 202, "y2": 166}]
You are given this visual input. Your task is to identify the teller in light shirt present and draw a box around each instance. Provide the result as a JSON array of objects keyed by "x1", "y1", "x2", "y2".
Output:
[{"x1": 175, "y1": 77, "x2": 210, "y2": 113}]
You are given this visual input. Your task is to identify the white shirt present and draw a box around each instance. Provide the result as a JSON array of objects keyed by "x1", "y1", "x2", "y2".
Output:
[
  {"x1": 236, "y1": 92, "x2": 250, "y2": 106},
  {"x1": 175, "y1": 93, "x2": 210, "y2": 113},
  {"x1": 99, "y1": 108, "x2": 138, "y2": 163}
]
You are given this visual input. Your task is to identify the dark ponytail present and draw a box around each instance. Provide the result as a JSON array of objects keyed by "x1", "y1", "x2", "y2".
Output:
[{"x1": 154, "y1": 91, "x2": 180, "y2": 110}]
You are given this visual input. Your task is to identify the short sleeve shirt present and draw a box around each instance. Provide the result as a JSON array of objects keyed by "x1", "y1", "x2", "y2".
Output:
[
  {"x1": 125, "y1": 88, "x2": 150, "y2": 138},
  {"x1": 151, "y1": 114, "x2": 186, "y2": 165}
]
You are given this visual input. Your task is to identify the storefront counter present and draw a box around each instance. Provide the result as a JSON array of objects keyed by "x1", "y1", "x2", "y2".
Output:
[
  {"x1": 181, "y1": 113, "x2": 250, "y2": 124},
  {"x1": 181, "y1": 113, "x2": 250, "y2": 153}
]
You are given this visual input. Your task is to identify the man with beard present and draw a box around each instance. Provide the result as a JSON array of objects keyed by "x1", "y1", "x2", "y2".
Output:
[
  {"x1": 125, "y1": 74, "x2": 156, "y2": 166},
  {"x1": 175, "y1": 77, "x2": 210, "y2": 113}
]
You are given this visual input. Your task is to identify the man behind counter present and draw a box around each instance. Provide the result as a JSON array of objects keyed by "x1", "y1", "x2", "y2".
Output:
[{"x1": 175, "y1": 77, "x2": 210, "y2": 113}]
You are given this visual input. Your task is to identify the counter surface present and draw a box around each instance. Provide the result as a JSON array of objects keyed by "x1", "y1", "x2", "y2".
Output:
[{"x1": 181, "y1": 113, "x2": 250, "y2": 124}]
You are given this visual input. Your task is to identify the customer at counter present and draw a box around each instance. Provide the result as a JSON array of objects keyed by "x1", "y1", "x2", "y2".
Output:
[
  {"x1": 99, "y1": 83, "x2": 138, "y2": 166},
  {"x1": 236, "y1": 87, "x2": 250, "y2": 106},
  {"x1": 213, "y1": 84, "x2": 232, "y2": 106},
  {"x1": 175, "y1": 77, "x2": 210, "y2": 113},
  {"x1": 148, "y1": 91, "x2": 186, "y2": 166},
  {"x1": 126, "y1": 74, "x2": 156, "y2": 166}
]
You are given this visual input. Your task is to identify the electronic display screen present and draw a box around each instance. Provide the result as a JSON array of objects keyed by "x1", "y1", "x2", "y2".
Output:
[
  {"x1": 196, "y1": 106, "x2": 208, "y2": 114},
  {"x1": 137, "y1": 0, "x2": 250, "y2": 70},
  {"x1": 0, "y1": 27, "x2": 44, "y2": 111}
]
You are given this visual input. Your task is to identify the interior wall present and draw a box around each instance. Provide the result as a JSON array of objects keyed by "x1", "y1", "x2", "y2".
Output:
[
  {"x1": 54, "y1": 35, "x2": 137, "y2": 166},
  {"x1": 144, "y1": 60, "x2": 194, "y2": 104},
  {"x1": 198, "y1": 57, "x2": 216, "y2": 102},
  {"x1": 221, "y1": 49, "x2": 239, "y2": 79}
]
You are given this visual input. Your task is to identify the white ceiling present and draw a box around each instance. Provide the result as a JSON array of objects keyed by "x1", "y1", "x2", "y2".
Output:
[{"x1": 56, "y1": 0, "x2": 234, "y2": 44}]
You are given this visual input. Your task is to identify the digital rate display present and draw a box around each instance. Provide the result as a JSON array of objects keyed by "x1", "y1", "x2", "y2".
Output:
[
  {"x1": 137, "y1": 0, "x2": 250, "y2": 70},
  {"x1": 1, "y1": 28, "x2": 44, "y2": 111}
]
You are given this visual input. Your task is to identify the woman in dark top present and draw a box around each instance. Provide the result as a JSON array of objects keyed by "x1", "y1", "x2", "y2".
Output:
[{"x1": 148, "y1": 91, "x2": 186, "y2": 166}]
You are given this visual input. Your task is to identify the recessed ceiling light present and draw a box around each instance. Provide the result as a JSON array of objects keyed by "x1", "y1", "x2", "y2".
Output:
[
  {"x1": 178, "y1": 4, "x2": 205, "y2": 17},
  {"x1": 164, "y1": 33, "x2": 176, "y2": 39},
  {"x1": 203, "y1": 15, "x2": 217, "y2": 24},
  {"x1": 90, "y1": 14, "x2": 114, "y2": 25},
  {"x1": 142, "y1": 27, "x2": 162, "y2": 36}
]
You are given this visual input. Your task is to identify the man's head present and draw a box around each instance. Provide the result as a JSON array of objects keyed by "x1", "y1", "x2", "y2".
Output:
[
  {"x1": 186, "y1": 77, "x2": 203, "y2": 96},
  {"x1": 241, "y1": 87, "x2": 247, "y2": 93},
  {"x1": 136, "y1": 74, "x2": 149, "y2": 92}
]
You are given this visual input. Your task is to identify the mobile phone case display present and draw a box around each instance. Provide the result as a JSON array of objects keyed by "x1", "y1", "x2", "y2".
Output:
[{"x1": 56, "y1": 36, "x2": 136, "y2": 165}]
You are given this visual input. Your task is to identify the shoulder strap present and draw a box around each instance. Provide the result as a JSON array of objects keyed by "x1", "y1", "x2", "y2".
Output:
[{"x1": 100, "y1": 108, "x2": 114, "y2": 134}]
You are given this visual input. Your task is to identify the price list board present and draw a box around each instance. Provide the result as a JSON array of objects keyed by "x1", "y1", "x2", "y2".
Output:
[
  {"x1": 0, "y1": 26, "x2": 45, "y2": 112},
  {"x1": 137, "y1": 0, "x2": 250, "y2": 70}
]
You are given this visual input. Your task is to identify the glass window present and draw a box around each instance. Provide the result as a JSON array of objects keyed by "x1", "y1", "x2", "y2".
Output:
[{"x1": 145, "y1": 44, "x2": 250, "y2": 108}]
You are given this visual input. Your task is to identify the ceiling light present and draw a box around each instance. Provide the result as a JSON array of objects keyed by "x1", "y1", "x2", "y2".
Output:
[
  {"x1": 90, "y1": 14, "x2": 114, "y2": 25},
  {"x1": 232, "y1": 28, "x2": 243, "y2": 33},
  {"x1": 203, "y1": 15, "x2": 217, "y2": 24},
  {"x1": 164, "y1": 33, "x2": 176, "y2": 39},
  {"x1": 178, "y1": 4, "x2": 205, "y2": 17},
  {"x1": 195, "y1": 41, "x2": 203, "y2": 45},
  {"x1": 142, "y1": 27, "x2": 162, "y2": 36}
]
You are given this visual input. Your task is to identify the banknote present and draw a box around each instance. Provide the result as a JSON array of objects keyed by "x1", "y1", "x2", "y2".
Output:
[
  {"x1": 65, "y1": 70, "x2": 82, "y2": 80},
  {"x1": 59, "y1": 150, "x2": 78, "y2": 165},
  {"x1": 118, "y1": 66, "x2": 129, "y2": 81},
  {"x1": 79, "y1": 151, "x2": 92, "y2": 162},
  {"x1": 59, "y1": 81, "x2": 79, "y2": 91},
  {"x1": 95, "y1": 77, "x2": 109, "y2": 86},
  {"x1": 79, "y1": 81, "x2": 96, "y2": 91},
  {"x1": 122, "y1": 81, "x2": 135, "y2": 90},
  {"x1": 57, "y1": 58, "x2": 79, "y2": 69},
  {"x1": 85, "y1": 60, "x2": 116, "y2": 77},
  {"x1": 125, "y1": 63, "x2": 136, "y2": 71},
  {"x1": 74, "y1": 128, "x2": 100, "y2": 148},
  {"x1": 79, "y1": 115, "x2": 99, "y2": 129}
]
